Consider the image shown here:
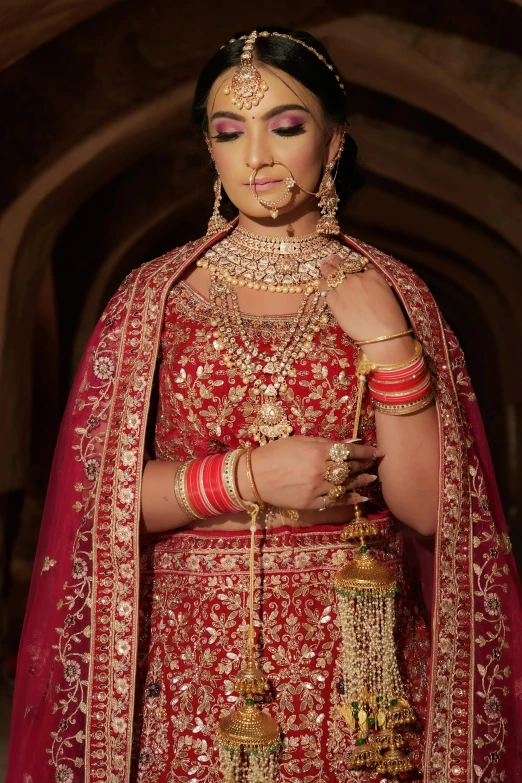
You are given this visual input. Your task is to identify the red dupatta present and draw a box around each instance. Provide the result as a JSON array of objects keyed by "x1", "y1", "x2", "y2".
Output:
[{"x1": 6, "y1": 226, "x2": 522, "y2": 783}]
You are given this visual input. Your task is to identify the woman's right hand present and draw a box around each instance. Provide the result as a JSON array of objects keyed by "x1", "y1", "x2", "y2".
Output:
[{"x1": 237, "y1": 435, "x2": 383, "y2": 512}]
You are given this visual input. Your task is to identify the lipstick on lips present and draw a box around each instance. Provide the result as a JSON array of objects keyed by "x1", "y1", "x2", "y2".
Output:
[{"x1": 247, "y1": 177, "x2": 283, "y2": 192}]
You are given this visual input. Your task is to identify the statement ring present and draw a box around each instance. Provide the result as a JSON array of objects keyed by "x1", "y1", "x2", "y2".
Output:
[
  {"x1": 326, "y1": 269, "x2": 346, "y2": 289},
  {"x1": 327, "y1": 485, "x2": 347, "y2": 501},
  {"x1": 324, "y1": 463, "x2": 350, "y2": 485},
  {"x1": 329, "y1": 442, "x2": 351, "y2": 462}
]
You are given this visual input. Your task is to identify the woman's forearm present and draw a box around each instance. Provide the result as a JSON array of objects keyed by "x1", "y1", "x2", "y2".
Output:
[
  {"x1": 375, "y1": 403, "x2": 439, "y2": 535},
  {"x1": 363, "y1": 336, "x2": 440, "y2": 535},
  {"x1": 141, "y1": 460, "x2": 191, "y2": 533}
]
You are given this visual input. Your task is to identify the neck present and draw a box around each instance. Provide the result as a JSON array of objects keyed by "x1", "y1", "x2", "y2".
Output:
[{"x1": 237, "y1": 203, "x2": 323, "y2": 238}]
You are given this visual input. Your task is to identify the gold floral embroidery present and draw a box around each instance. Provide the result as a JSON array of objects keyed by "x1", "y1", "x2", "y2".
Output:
[
  {"x1": 132, "y1": 529, "x2": 429, "y2": 782},
  {"x1": 41, "y1": 556, "x2": 56, "y2": 573},
  {"x1": 154, "y1": 281, "x2": 375, "y2": 464}
]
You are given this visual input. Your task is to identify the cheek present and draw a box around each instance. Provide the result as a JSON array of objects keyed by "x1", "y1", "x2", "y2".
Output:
[
  {"x1": 276, "y1": 134, "x2": 323, "y2": 180},
  {"x1": 212, "y1": 145, "x2": 238, "y2": 178}
]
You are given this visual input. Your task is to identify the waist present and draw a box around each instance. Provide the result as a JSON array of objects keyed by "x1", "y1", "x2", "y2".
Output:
[{"x1": 140, "y1": 513, "x2": 402, "y2": 575}]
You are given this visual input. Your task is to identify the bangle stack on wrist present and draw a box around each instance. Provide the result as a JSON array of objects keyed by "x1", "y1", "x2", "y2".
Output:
[
  {"x1": 174, "y1": 448, "x2": 252, "y2": 520},
  {"x1": 361, "y1": 338, "x2": 434, "y2": 416}
]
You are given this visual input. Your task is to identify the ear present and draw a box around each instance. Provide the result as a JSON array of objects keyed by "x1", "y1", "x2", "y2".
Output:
[{"x1": 324, "y1": 126, "x2": 345, "y2": 166}]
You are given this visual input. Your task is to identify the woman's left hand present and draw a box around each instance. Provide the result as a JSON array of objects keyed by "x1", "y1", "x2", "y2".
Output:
[{"x1": 319, "y1": 255, "x2": 407, "y2": 342}]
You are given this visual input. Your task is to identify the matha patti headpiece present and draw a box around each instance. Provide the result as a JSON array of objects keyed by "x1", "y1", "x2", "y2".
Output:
[{"x1": 222, "y1": 30, "x2": 346, "y2": 109}]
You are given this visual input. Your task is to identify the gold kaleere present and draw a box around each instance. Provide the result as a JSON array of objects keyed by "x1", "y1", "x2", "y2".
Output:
[
  {"x1": 334, "y1": 352, "x2": 416, "y2": 776},
  {"x1": 216, "y1": 504, "x2": 282, "y2": 782}
]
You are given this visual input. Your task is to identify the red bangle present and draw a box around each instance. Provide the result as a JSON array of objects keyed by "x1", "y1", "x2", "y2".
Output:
[
  {"x1": 370, "y1": 378, "x2": 432, "y2": 404},
  {"x1": 370, "y1": 355, "x2": 425, "y2": 382},
  {"x1": 184, "y1": 451, "x2": 245, "y2": 519}
]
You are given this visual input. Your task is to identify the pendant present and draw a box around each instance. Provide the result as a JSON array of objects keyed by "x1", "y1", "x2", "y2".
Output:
[{"x1": 250, "y1": 384, "x2": 293, "y2": 445}]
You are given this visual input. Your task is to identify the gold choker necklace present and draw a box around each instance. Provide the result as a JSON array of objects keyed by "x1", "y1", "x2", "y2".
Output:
[{"x1": 197, "y1": 226, "x2": 366, "y2": 292}]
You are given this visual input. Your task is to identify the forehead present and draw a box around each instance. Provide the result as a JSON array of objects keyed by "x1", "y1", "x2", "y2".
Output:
[{"x1": 207, "y1": 64, "x2": 322, "y2": 120}]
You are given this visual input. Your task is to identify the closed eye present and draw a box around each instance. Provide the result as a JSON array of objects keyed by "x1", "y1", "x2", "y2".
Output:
[
  {"x1": 273, "y1": 123, "x2": 306, "y2": 137},
  {"x1": 210, "y1": 131, "x2": 243, "y2": 142}
]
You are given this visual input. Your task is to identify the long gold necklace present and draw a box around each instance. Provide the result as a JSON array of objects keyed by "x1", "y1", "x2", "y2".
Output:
[
  {"x1": 204, "y1": 228, "x2": 367, "y2": 444},
  {"x1": 208, "y1": 270, "x2": 329, "y2": 444}
]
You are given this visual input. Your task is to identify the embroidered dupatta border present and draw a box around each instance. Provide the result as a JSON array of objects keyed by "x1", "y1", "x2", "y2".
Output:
[{"x1": 85, "y1": 233, "x2": 222, "y2": 781}]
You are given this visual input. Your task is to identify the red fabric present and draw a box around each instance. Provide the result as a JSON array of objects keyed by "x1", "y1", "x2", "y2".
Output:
[{"x1": 6, "y1": 228, "x2": 522, "y2": 783}]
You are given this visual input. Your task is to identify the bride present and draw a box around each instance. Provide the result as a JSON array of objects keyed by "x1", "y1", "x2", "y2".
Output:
[{"x1": 6, "y1": 26, "x2": 522, "y2": 783}]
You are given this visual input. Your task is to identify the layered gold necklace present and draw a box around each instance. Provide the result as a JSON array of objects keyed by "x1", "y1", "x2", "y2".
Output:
[
  {"x1": 203, "y1": 227, "x2": 367, "y2": 444},
  {"x1": 199, "y1": 225, "x2": 366, "y2": 293}
]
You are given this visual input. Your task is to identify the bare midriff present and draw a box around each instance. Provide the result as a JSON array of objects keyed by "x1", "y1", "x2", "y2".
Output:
[{"x1": 182, "y1": 503, "x2": 358, "y2": 532}]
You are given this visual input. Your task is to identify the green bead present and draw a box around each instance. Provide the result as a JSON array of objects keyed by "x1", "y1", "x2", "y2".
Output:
[
  {"x1": 390, "y1": 698, "x2": 398, "y2": 706},
  {"x1": 351, "y1": 701, "x2": 358, "y2": 708},
  {"x1": 368, "y1": 717, "x2": 375, "y2": 725},
  {"x1": 357, "y1": 737, "x2": 366, "y2": 745},
  {"x1": 360, "y1": 545, "x2": 368, "y2": 553},
  {"x1": 376, "y1": 696, "x2": 382, "y2": 703},
  {"x1": 246, "y1": 698, "x2": 254, "y2": 705}
]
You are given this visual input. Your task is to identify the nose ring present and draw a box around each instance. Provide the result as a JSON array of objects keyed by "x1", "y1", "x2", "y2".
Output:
[{"x1": 249, "y1": 162, "x2": 296, "y2": 219}]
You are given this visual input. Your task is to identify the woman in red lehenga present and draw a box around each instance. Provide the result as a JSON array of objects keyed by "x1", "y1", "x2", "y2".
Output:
[{"x1": 6, "y1": 27, "x2": 522, "y2": 783}]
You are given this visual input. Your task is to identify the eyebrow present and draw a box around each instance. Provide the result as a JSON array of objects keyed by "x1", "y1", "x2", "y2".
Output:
[{"x1": 210, "y1": 103, "x2": 311, "y2": 123}]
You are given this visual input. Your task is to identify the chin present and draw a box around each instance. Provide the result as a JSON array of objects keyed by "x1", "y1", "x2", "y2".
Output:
[{"x1": 229, "y1": 196, "x2": 309, "y2": 222}]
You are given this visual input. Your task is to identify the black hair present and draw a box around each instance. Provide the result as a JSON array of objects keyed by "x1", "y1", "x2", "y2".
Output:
[{"x1": 191, "y1": 27, "x2": 363, "y2": 211}]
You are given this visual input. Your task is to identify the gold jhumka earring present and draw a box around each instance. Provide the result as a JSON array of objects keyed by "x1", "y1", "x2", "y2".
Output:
[
  {"x1": 332, "y1": 353, "x2": 416, "y2": 776},
  {"x1": 315, "y1": 133, "x2": 345, "y2": 236},
  {"x1": 206, "y1": 176, "x2": 233, "y2": 237}
]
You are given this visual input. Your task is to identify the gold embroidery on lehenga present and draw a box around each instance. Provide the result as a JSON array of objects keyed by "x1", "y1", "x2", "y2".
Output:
[
  {"x1": 132, "y1": 531, "x2": 429, "y2": 782},
  {"x1": 130, "y1": 269, "x2": 429, "y2": 781}
]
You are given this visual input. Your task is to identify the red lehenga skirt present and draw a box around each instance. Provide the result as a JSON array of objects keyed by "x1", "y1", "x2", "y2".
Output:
[{"x1": 131, "y1": 518, "x2": 430, "y2": 783}]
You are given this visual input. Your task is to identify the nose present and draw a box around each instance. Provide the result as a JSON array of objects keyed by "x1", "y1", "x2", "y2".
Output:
[{"x1": 244, "y1": 130, "x2": 275, "y2": 173}]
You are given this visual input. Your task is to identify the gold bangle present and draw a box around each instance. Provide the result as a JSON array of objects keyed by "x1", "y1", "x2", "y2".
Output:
[
  {"x1": 362, "y1": 339, "x2": 423, "y2": 372},
  {"x1": 374, "y1": 389, "x2": 434, "y2": 416},
  {"x1": 354, "y1": 328, "x2": 413, "y2": 346},
  {"x1": 230, "y1": 447, "x2": 253, "y2": 512},
  {"x1": 245, "y1": 447, "x2": 265, "y2": 506},
  {"x1": 174, "y1": 462, "x2": 203, "y2": 520}
]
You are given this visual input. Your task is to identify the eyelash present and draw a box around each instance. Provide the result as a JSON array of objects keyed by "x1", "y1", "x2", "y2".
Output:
[{"x1": 210, "y1": 123, "x2": 306, "y2": 143}]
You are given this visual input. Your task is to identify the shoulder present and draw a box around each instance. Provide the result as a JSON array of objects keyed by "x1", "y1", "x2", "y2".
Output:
[
  {"x1": 100, "y1": 234, "x2": 210, "y2": 325},
  {"x1": 339, "y1": 233, "x2": 433, "y2": 300},
  {"x1": 111, "y1": 235, "x2": 210, "y2": 301}
]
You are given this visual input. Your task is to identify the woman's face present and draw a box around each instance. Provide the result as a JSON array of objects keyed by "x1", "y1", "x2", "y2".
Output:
[{"x1": 206, "y1": 64, "x2": 341, "y2": 221}]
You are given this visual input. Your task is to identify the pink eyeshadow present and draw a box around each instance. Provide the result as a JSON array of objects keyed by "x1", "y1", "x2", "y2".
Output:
[
  {"x1": 269, "y1": 113, "x2": 307, "y2": 130},
  {"x1": 213, "y1": 120, "x2": 243, "y2": 133}
]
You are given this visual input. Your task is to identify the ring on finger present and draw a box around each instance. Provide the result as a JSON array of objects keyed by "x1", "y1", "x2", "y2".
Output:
[
  {"x1": 329, "y1": 442, "x2": 351, "y2": 462},
  {"x1": 327, "y1": 484, "x2": 347, "y2": 501},
  {"x1": 324, "y1": 463, "x2": 351, "y2": 485},
  {"x1": 319, "y1": 495, "x2": 329, "y2": 512},
  {"x1": 326, "y1": 269, "x2": 346, "y2": 289}
]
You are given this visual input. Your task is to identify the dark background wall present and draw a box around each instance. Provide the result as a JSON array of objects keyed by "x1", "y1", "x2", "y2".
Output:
[{"x1": 1, "y1": 0, "x2": 522, "y2": 767}]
